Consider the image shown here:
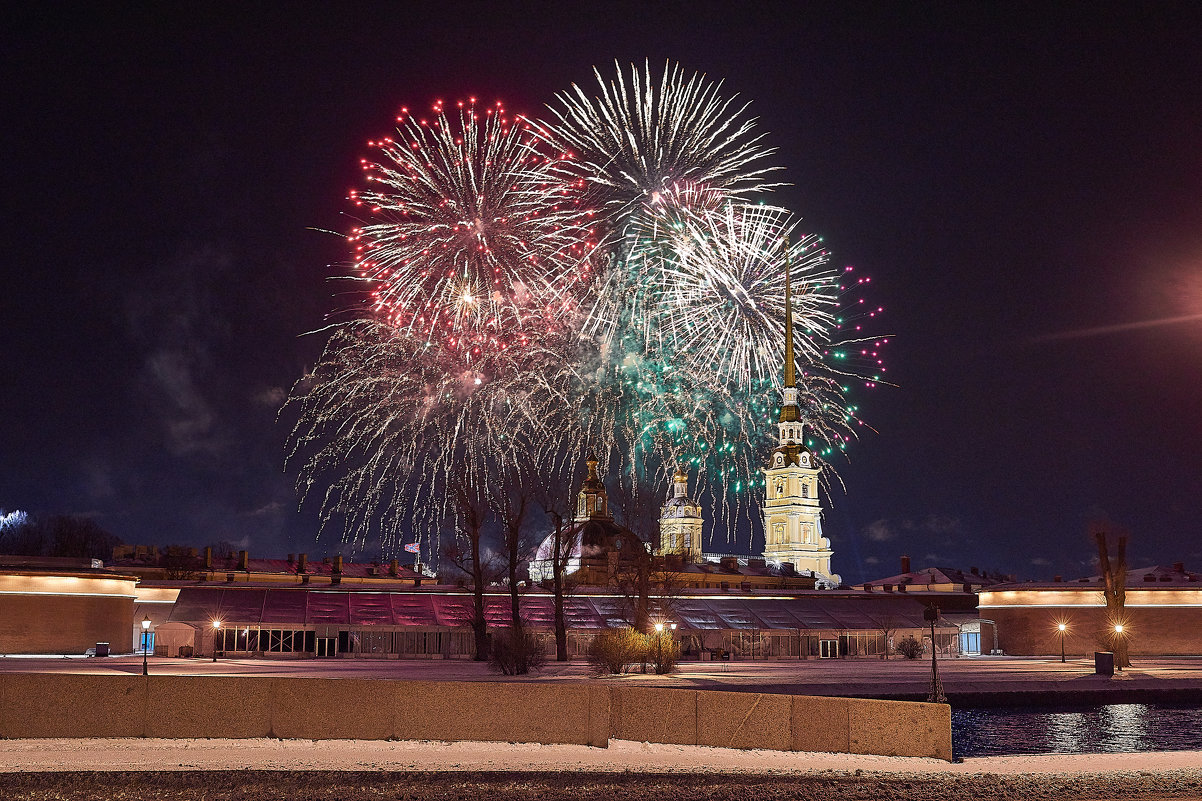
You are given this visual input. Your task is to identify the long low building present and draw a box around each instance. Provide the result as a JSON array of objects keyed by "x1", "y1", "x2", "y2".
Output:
[
  {"x1": 979, "y1": 563, "x2": 1202, "y2": 657},
  {"x1": 0, "y1": 557, "x2": 139, "y2": 655},
  {"x1": 162, "y1": 584, "x2": 972, "y2": 660}
]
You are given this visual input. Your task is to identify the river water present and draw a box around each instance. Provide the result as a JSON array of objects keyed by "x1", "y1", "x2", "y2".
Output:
[{"x1": 953, "y1": 703, "x2": 1202, "y2": 758}]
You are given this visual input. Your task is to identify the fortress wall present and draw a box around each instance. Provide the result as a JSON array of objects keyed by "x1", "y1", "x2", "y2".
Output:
[{"x1": 0, "y1": 674, "x2": 950, "y2": 759}]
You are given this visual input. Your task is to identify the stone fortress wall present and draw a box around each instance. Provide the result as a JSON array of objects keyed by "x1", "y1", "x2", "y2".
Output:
[{"x1": 0, "y1": 674, "x2": 951, "y2": 760}]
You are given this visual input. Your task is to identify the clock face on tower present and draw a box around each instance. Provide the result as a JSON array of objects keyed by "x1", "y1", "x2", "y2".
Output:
[{"x1": 800, "y1": 453, "x2": 810, "y2": 467}]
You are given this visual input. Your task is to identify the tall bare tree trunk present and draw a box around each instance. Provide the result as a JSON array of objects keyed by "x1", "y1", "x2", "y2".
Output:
[
  {"x1": 1094, "y1": 524, "x2": 1130, "y2": 668},
  {"x1": 447, "y1": 483, "x2": 491, "y2": 661},
  {"x1": 549, "y1": 510, "x2": 569, "y2": 661},
  {"x1": 470, "y1": 530, "x2": 489, "y2": 661}
]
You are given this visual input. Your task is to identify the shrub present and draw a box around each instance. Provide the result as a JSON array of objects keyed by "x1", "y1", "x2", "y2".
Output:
[
  {"x1": 896, "y1": 636, "x2": 924, "y2": 659},
  {"x1": 648, "y1": 630, "x2": 680, "y2": 675},
  {"x1": 587, "y1": 628, "x2": 648, "y2": 675},
  {"x1": 488, "y1": 626, "x2": 546, "y2": 675}
]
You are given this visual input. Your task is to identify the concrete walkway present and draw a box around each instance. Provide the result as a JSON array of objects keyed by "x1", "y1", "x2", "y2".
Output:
[{"x1": 4, "y1": 654, "x2": 1201, "y2": 704}]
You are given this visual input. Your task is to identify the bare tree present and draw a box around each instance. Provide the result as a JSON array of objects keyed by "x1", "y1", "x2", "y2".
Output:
[
  {"x1": 609, "y1": 478, "x2": 664, "y2": 633},
  {"x1": 442, "y1": 481, "x2": 496, "y2": 661},
  {"x1": 540, "y1": 498, "x2": 580, "y2": 661},
  {"x1": 161, "y1": 546, "x2": 202, "y2": 580},
  {"x1": 1, "y1": 514, "x2": 122, "y2": 560},
  {"x1": 489, "y1": 474, "x2": 535, "y2": 634},
  {"x1": 1093, "y1": 522, "x2": 1130, "y2": 668},
  {"x1": 529, "y1": 449, "x2": 590, "y2": 662},
  {"x1": 866, "y1": 612, "x2": 899, "y2": 659}
]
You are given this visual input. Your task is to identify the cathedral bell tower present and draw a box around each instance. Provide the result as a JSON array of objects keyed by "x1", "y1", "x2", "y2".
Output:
[
  {"x1": 761, "y1": 246, "x2": 840, "y2": 586},
  {"x1": 657, "y1": 466, "x2": 703, "y2": 559},
  {"x1": 575, "y1": 449, "x2": 611, "y2": 522}
]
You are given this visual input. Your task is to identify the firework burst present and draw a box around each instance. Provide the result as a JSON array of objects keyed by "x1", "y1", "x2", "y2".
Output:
[
  {"x1": 538, "y1": 60, "x2": 783, "y2": 225},
  {"x1": 350, "y1": 98, "x2": 598, "y2": 366}
]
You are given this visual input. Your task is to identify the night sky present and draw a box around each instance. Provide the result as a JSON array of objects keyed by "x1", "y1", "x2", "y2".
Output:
[{"x1": 4, "y1": 4, "x2": 1201, "y2": 584}]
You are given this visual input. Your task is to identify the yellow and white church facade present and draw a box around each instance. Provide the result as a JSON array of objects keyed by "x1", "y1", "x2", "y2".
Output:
[{"x1": 657, "y1": 262, "x2": 841, "y2": 587}]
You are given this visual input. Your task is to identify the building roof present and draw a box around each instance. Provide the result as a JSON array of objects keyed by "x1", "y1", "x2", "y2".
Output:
[
  {"x1": 109, "y1": 553, "x2": 425, "y2": 581},
  {"x1": 988, "y1": 564, "x2": 1202, "y2": 592},
  {"x1": 168, "y1": 586, "x2": 965, "y2": 632},
  {"x1": 860, "y1": 566, "x2": 1008, "y2": 589},
  {"x1": 530, "y1": 516, "x2": 647, "y2": 565}
]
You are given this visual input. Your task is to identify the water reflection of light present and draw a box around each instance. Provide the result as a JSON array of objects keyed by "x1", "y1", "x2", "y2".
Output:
[
  {"x1": 1047, "y1": 712, "x2": 1088, "y2": 753},
  {"x1": 1099, "y1": 704, "x2": 1149, "y2": 752},
  {"x1": 953, "y1": 704, "x2": 1202, "y2": 759}
]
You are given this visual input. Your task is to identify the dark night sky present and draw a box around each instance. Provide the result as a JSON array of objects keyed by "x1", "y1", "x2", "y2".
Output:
[{"x1": 3, "y1": 3, "x2": 1201, "y2": 583}]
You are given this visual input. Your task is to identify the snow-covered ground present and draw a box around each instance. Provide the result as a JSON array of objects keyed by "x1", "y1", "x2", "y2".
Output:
[{"x1": 2, "y1": 738, "x2": 1201, "y2": 776}]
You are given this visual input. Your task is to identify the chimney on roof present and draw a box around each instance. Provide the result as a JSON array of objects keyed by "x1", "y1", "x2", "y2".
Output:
[
  {"x1": 333, "y1": 554, "x2": 343, "y2": 574},
  {"x1": 1174, "y1": 562, "x2": 1185, "y2": 573},
  {"x1": 780, "y1": 562, "x2": 796, "y2": 576},
  {"x1": 286, "y1": 554, "x2": 295, "y2": 565},
  {"x1": 970, "y1": 566, "x2": 979, "y2": 575},
  {"x1": 720, "y1": 556, "x2": 738, "y2": 571},
  {"x1": 297, "y1": 553, "x2": 308, "y2": 574},
  {"x1": 1054, "y1": 575, "x2": 1063, "y2": 582},
  {"x1": 203, "y1": 546, "x2": 212, "y2": 570},
  {"x1": 389, "y1": 558, "x2": 399, "y2": 577},
  {"x1": 237, "y1": 550, "x2": 249, "y2": 571},
  {"x1": 900, "y1": 555, "x2": 911, "y2": 575}
]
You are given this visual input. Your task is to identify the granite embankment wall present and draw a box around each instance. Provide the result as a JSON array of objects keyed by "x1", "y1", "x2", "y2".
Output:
[{"x1": 0, "y1": 675, "x2": 951, "y2": 760}]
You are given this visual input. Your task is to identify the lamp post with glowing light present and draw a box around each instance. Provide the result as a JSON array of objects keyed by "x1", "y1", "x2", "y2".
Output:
[
  {"x1": 1057, "y1": 622, "x2": 1067, "y2": 663},
  {"x1": 1114, "y1": 624, "x2": 1125, "y2": 671},
  {"x1": 211, "y1": 620, "x2": 221, "y2": 663},
  {"x1": 141, "y1": 616, "x2": 152, "y2": 676},
  {"x1": 654, "y1": 622, "x2": 664, "y2": 669}
]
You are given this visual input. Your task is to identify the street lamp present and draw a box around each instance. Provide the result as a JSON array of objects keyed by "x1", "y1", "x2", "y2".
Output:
[
  {"x1": 141, "y1": 616, "x2": 152, "y2": 676},
  {"x1": 1114, "y1": 624, "x2": 1125, "y2": 671},
  {"x1": 1057, "y1": 622, "x2": 1067, "y2": 663},
  {"x1": 924, "y1": 605, "x2": 946, "y2": 703},
  {"x1": 211, "y1": 619, "x2": 221, "y2": 663},
  {"x1": 654, "y1": 622, "x2": 664, "y2": 670}
]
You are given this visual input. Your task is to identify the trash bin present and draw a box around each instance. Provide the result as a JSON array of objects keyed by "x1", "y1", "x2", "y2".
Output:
[
  {"x1": 94, "y1": 642, "x2": 110, "y2": 657},
  {"x1": 1094, "y1": 651, "x2": 1114, "y2": 676}
]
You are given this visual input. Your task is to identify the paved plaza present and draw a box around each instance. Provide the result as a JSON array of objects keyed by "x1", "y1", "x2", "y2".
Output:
[{"x1": 4, "y1": 654, "x2": 1201, "y2": 703}]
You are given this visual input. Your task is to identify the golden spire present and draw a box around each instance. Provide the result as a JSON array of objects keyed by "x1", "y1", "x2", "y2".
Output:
[
  {"x1": 778, "y1": 238, "x2": 801, "y2": 425},
  {"x1": 783, "y1": 239, "x2": 795, "y2": 389}
]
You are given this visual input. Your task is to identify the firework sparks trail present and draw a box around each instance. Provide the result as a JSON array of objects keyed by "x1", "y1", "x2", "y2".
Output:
[
  {"x1": 537, "y1": 60, "x2": 783, "y2": 227},
  {"x1": 0, "y1": 509, "x2": 28, "y2": 534},
  {"x1": 286, "y1": 319, "x2": 597, "y2": 553}
]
